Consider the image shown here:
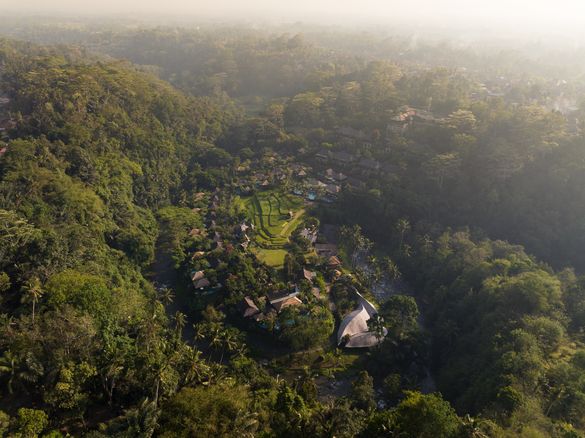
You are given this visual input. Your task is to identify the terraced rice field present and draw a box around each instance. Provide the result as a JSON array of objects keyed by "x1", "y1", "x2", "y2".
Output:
[
  {"x1": 243, "y1": 190, "x2": 305, "y2": 248},
  {"x1": 240, "y1": 190, "x2": 306, "y2": 267}
]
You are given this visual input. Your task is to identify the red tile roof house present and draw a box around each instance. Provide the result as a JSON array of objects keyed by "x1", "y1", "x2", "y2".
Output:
[
  {"x1": 266, "y1": 290, "x2": 303, "y2": 313},
  {"x1": 303, "y1": 268, "x2": 317, "y2": 282},
  {"x1": 193, "y1": 278, "x2": 211, "y2": 289},
  {"x1": 189, "y1": 228, "x2": 204, "y2": 237},
  {"x1": 328, "y1": 256, "x2": 342, "y2": 268},
  {"x1": 315, "y1": 243, "x2": 338, "y2": 258},
  {"x1": 240, "y1": 297, "x2": 261, "y2": 318},
  {"x1": 191, "y1": 271, "x2": 211, "y2": 289}
]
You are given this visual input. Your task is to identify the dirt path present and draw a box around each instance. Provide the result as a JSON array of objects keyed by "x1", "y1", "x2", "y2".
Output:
[{"x1": 280, "y1": 208, "x2": 305, "y2": 236}]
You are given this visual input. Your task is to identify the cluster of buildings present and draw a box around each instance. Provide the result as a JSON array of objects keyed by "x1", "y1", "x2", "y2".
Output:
[
  {"x1": 312, "y1": 150, "x2": 400, "y2": 189},
  {"x1": 386, "y1": 105, "x2": 443, "y2": 136},
  {"x1": 187, "y1": 186, "x2": 386, "y2": 348},
  {"x1": 188, "y1": 192, "x2": 254, "y2": 294},
  {"x1": 238, "y1": 246, "x2": 387, "y2": 349},
  {"x1": 239, "y1": 222, "x2": 342, "y2": 326},
  {"x1": 235, "y1": 155, "x2": 309, "y2": 195},
  {"x1": 239, "y1": 287, "x2": 304, "y2": 325}
]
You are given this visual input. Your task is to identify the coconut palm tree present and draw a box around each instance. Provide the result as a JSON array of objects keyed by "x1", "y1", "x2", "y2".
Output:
[
  {"x1": 396, "y1": 218, "x2": 410, "y2": 251},
  {"x1": 0, "y1": 350, "x2": 16, "y2": 394},
  {"x1": 209, "y1": 327, "x2": 226, "y2": 361},
  {"x1": 367, "y1": 314, "x2": 386, "y2": 349},
  {"x1": 382, "y1": 257, "x2": 401, "y2": 281},
  {"x1": 21, "y1": 277, "x2": 43, "y2": 325},
  {"x1": 158, "y1": 287, "x2": 175, "y2": 307},
  {"x1": 174, "y1": 311, "x2": 187, "y2": 340},
  {"x1": 121, "y1": 398, "x2": 159, "y2": 438},
  {"x1": 192, "y1": 326, "x2": 207, "y2": 354},
  {"x1": 182, "y1": 348, "x2": 210, "y2": 386}
]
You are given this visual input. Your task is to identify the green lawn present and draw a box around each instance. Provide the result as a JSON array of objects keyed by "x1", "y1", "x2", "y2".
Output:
[{"x1": 251, "y1": 248, "x2": 288, "y2": 268}]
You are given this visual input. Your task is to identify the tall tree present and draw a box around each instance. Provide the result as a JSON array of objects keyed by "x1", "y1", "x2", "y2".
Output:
[{"x1": 20, "y1": 277, "x2": 43, "y2": 326}]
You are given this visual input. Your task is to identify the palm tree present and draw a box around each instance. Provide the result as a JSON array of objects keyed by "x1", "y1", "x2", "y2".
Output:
[
  {"x1": 182, "y1": 348, "x2": 210, "y2": 386},
  {"x1": 402, "y1": 244, "x2": 413, "y2": 258},
  {"x1": 0, "y1": 350, "x2": 16, "y2": 394},
  {"x1": 234, "y1": 343, "x2": 249, "y2": 358},
  {"x1": 193, "y1": 323, "x2": 207, "y2": 344},
  {"x1": 382, "y1": 257, "x2": 401, "y2": 281},
  {"x1": 123, "y1": 398, "x2": 159, "y2": 438},
  {"x1": 367, "y1": 314, "x2": 386, "y2": 349},
  {"x1": 461, "y1": 415, "x2": 490, "y2": 438},
  {"x1": 101, "y1": 360, "x2": 124, "y2": 406},
  {"x1": 217, "y1": 331, "x2": 234, "y2": 364},
  {"x1": 21, "y1": 277, "x2": 43, "y2": 325},
  {"x1": 174, "y1": 311, "x2": 187, "y2": 340},
  {"x1": 419, "y1": 234, "x2": 433, "y2": 253},
  {"x1": 396, "y1": 218, "x2": 410, "y2": 251},
  {"x1": 152, "y1": 360, "x2": 167, "y2": 407},
  {"x1": 158, "y1": 287, "x2": 175, "y2": 307},
  {"x1": 233, "y1": 409, "x2": 259, "y2": 437},
  {"x1": 207, "y1": 324, "x2": 224, "y2": 361}
]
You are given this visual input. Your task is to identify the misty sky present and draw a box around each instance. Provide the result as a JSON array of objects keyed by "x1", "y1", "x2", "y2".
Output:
[{"x1": 3, "y1": 0, "x2": 585, "y2": 36}]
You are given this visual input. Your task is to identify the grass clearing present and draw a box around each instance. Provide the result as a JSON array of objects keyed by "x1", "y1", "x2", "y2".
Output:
[{"x1": 251, "y1": 248, "x2": 288, "y2": 268}]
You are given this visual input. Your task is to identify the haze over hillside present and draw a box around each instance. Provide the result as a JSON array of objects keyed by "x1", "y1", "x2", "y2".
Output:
[
  {"x1": 3, "y1": 2, "x2": 585, "y2": 437},
  {"x1": 3, "y1": 0, "x2": 585, "y2": 39}
]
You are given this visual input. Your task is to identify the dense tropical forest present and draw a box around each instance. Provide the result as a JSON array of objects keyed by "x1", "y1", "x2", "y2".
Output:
[{"x1": 1, "y1": 17, "x2": 585, "y2": 437}]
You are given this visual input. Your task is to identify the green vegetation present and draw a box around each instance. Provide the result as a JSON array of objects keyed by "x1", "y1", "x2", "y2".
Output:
[
  {"x1": 240, "y1": 190, "x2": 306, "y2": 266},
  {"x1": 251, "y1": 247, "x2": 289, "y2": 268},
  {"x1": 3, "y1": 19, "x2": 585, "y2": 438},
  {"x1": 242, "y1": 190, "x2": 305, "y2": 248}
]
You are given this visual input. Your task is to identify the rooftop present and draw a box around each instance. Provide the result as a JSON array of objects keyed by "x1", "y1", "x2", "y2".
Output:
[
  {"x1": 328, "y1": 255, "x2": 342, "y2": 267},
  {"x1": 241, "y1": 297, "x2": 260, "y2": 318},
  {"x1": 191, "y1": 270, "x2": 205, "y2": 282},
  {"x1": 271, "y1": 296, "x2": 303, "y2": 313},
  {"x1": 338, "y1": 291, "x2": 387, "y2": 348},
  {"x1": 303, "y1": 268, "x2": 317, "y2": 282},
  {"x1": 358, "y1": 158, "x2": 380, "y2": 171},
  {"x1": 267, "y1": 289, "x2": 300, "y2": 304},
  {"x1": 193, "y1": 278, "x2": 211, "y2": 290},
  {"x1": 331, "y1": 151, "x2": 355, "y2": 163},
  {"x1": 315, "y1": 243, "x2": 338, "y2": 257}
]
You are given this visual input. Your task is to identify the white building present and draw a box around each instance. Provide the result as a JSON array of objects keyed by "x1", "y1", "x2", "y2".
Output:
[{"x1": 337, "y1": 290, "x2": 387, "y2": 348}]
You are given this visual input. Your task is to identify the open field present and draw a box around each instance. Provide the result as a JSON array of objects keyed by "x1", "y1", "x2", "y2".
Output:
[{"x1": 251, "y1": 248, "x2": 289, "y2": 268}]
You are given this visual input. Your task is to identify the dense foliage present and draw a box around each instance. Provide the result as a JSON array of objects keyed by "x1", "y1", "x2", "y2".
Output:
[{"x1": 2, "y1": 21, "x2": 585, "y2": 438}]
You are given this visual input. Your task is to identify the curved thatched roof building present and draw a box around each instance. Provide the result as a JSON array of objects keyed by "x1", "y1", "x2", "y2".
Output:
[{"x1": 337, "y1": 291, "x2": 387, "y2": 348}]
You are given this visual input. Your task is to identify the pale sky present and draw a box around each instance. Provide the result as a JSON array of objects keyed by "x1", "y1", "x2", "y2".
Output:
[{"x1": 2, "y1": 0, "x2": 585, "y2": 35}]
